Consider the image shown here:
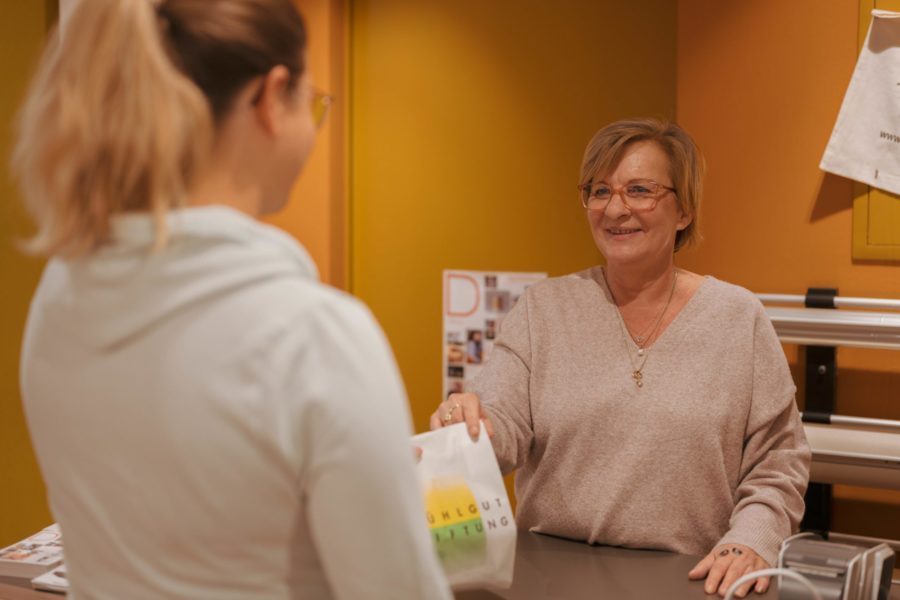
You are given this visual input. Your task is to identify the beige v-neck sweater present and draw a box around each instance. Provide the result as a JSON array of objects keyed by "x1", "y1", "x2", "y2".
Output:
[{"x1": 472, "y1": 267, "x2": 811, "y2": 565}]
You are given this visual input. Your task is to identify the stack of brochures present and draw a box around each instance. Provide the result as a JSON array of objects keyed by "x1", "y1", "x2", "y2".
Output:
[
  {"x1": 0, "y1": 523, "x2": 68, "y2": 594},
  {"x1": 31, "y1": 563, "x2": 68, "y2": 593}
]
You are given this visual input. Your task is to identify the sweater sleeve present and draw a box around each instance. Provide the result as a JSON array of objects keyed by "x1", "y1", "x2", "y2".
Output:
[
  {"x1": 283, "y1": 297, "x2": 452, "y2": 600},
  {"x1": 716, "y1": 304, "x2": 811, "y2": 566},
  {"x1": 470, "y1": 290, "x2": 535, "y2": 475}
]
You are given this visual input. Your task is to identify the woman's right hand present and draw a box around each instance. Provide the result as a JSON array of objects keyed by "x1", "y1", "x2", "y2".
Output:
[{"x1": 430, "y1": 393, "x2": 495, "y2": 440}]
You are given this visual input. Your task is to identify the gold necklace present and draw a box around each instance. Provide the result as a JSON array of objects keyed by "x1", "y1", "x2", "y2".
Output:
[{"x1": 604, "y1": 269, "x2": 678, "y2": 388}]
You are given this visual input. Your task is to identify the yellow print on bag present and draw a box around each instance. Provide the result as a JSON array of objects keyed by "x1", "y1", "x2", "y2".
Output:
[{"x1": 424, "y1": 477, "x2": 509, "y2": 572}]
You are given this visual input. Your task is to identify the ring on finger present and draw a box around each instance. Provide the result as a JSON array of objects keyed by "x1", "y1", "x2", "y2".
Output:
[
  {"x1": 731, "y1": 547, "x2": 743, "y2": 556},
  {"x1": 443, "y1": 403, "x2": 460, "y2": 424}
]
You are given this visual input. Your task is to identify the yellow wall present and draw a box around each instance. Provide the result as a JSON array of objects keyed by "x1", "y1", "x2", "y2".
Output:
[
  {"x1": 0, "y1": 1, "x2": 56, "y2": 546},
  {"x1": 349, "y1": 0, "x2": 678, "y2": 433},
  {"x1": 676, "y1": 0, "x2": 899, "y2": 539}
]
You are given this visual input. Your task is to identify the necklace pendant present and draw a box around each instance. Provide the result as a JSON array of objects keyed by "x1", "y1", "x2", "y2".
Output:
[
  {"x1": 634, "y1": 335, "x2": 646, "y2": 344},
  {"x1": 637, "y1": 348, "x2": 644, "y2": 356},
  {"x1": 632, "y1": 370, "x2": 643, "y2": 387}
]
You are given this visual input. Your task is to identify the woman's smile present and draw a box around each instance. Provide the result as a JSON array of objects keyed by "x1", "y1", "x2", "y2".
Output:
[{"x1": 605, "y1": 226, "x2": 644, "y2": 239}]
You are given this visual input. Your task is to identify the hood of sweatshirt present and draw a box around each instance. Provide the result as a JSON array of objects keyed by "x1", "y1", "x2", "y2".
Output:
[{"x1": 30, "y1": 205, "x2": 318, "y2": 351}]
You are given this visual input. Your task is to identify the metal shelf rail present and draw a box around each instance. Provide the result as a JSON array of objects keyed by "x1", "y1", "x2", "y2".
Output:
[
  {"x1": 757, "y1": 288, "x2": 900, "y2": 541},
  {"x1": 759, "y1": 294, "x2": 900, "y2": 350}
]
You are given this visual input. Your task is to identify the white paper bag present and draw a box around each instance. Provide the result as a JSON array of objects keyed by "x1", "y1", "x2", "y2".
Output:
[
  {"x1": 820, "y1": 10, "x2": 900, "y2": 194},
  {"x1": 412, "y1": 423, "x2": 516, "y2": 591}
]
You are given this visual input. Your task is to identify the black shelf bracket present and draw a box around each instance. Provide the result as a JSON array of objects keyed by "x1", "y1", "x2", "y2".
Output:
[{"x1": 799, "y1": 287, "x2": 837, "y2": 535}]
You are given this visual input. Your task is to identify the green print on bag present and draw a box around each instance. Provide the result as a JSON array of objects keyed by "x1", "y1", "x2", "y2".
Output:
[{"x1": 424, "y1": 477, "x2": 509, "y2": 573}]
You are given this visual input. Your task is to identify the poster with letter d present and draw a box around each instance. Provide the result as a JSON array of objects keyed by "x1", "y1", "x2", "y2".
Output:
[
  {"x1": 443, "y1": 269, "x2": 546, "y2": 399},
  {"x1": 412, "y1": 422, "x2": 516, "y2": 590}
]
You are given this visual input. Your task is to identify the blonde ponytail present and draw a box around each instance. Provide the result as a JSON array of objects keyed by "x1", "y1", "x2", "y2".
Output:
[{"x1": 12, "y1": 0, "x2": 213, "y2": 257}]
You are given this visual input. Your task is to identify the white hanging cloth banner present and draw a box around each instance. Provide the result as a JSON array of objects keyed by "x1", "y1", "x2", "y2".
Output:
[{"x1": 820, "y1": 10, "x2": 900, "y2": 195}]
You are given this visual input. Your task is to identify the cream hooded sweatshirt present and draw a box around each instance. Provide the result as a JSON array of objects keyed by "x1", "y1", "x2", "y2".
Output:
[{"x1": 21, "y1": 206, "x2": 450, "y2": 600}]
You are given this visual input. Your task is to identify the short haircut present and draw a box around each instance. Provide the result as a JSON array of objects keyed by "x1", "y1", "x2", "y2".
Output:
[{"x1": 579, "y1": 118, "x2": 705, "y2": 252}]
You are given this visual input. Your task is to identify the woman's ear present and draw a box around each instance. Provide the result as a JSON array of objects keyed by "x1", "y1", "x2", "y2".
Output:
[
  {"x1": 253, "y1": 65, "x2": 293, "y2": 136},
  {"x1": 676, "y1": 209, "x2": 693, "y2": 231}
]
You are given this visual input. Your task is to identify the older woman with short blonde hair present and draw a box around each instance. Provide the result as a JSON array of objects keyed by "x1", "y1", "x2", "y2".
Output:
[{"x1": 433, "y1": 118, "x2": 810, "y2": 599}]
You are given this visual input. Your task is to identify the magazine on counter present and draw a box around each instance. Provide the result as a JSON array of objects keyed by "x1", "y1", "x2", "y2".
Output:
[
  {"x1": 32, "y1": 562, "x2": 68, "y2": 594},
  {"x1": 0, "y1": 524, "x2": 63, "y2": 579}
]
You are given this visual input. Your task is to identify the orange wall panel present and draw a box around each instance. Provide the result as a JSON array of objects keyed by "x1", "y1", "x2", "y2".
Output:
[{"x1": 676, "y1": 1, "x2": 896, "y2": 297}]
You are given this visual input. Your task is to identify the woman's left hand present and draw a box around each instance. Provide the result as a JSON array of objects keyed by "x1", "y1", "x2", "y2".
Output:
[{"x1": 688, "y1": 543, "x2": 769, "y2": 598}]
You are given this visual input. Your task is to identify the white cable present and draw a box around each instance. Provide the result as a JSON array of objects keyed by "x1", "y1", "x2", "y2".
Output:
[{"x1": 723, "y1": 567, "x2": 823, "y2": 600}]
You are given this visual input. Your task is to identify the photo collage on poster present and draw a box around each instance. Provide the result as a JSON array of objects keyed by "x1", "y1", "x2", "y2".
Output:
[{"x1": 442, "y1": 270, "x2": 546, "y2": 399}]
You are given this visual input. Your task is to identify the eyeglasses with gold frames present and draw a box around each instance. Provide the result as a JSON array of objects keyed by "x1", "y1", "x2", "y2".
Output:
[
  {"x1": 310, "y1": 88, "x2": 333, "y2": 129},
  {"x1": 249, "y1": 78, "x2": 333, "y2": 130},
  {"x1": 578, "y1": 179, "x2": 675, "y2": 212}
]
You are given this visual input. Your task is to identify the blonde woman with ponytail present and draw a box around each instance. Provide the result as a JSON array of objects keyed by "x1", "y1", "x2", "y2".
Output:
[{"x1": 13, "y1": 1, "x2": 450, "y2": 598}]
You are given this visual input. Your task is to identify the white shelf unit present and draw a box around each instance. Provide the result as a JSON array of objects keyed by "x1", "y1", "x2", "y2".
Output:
[{"x1": 759, "y1": 293, "x2": 900, "y2": 543}]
